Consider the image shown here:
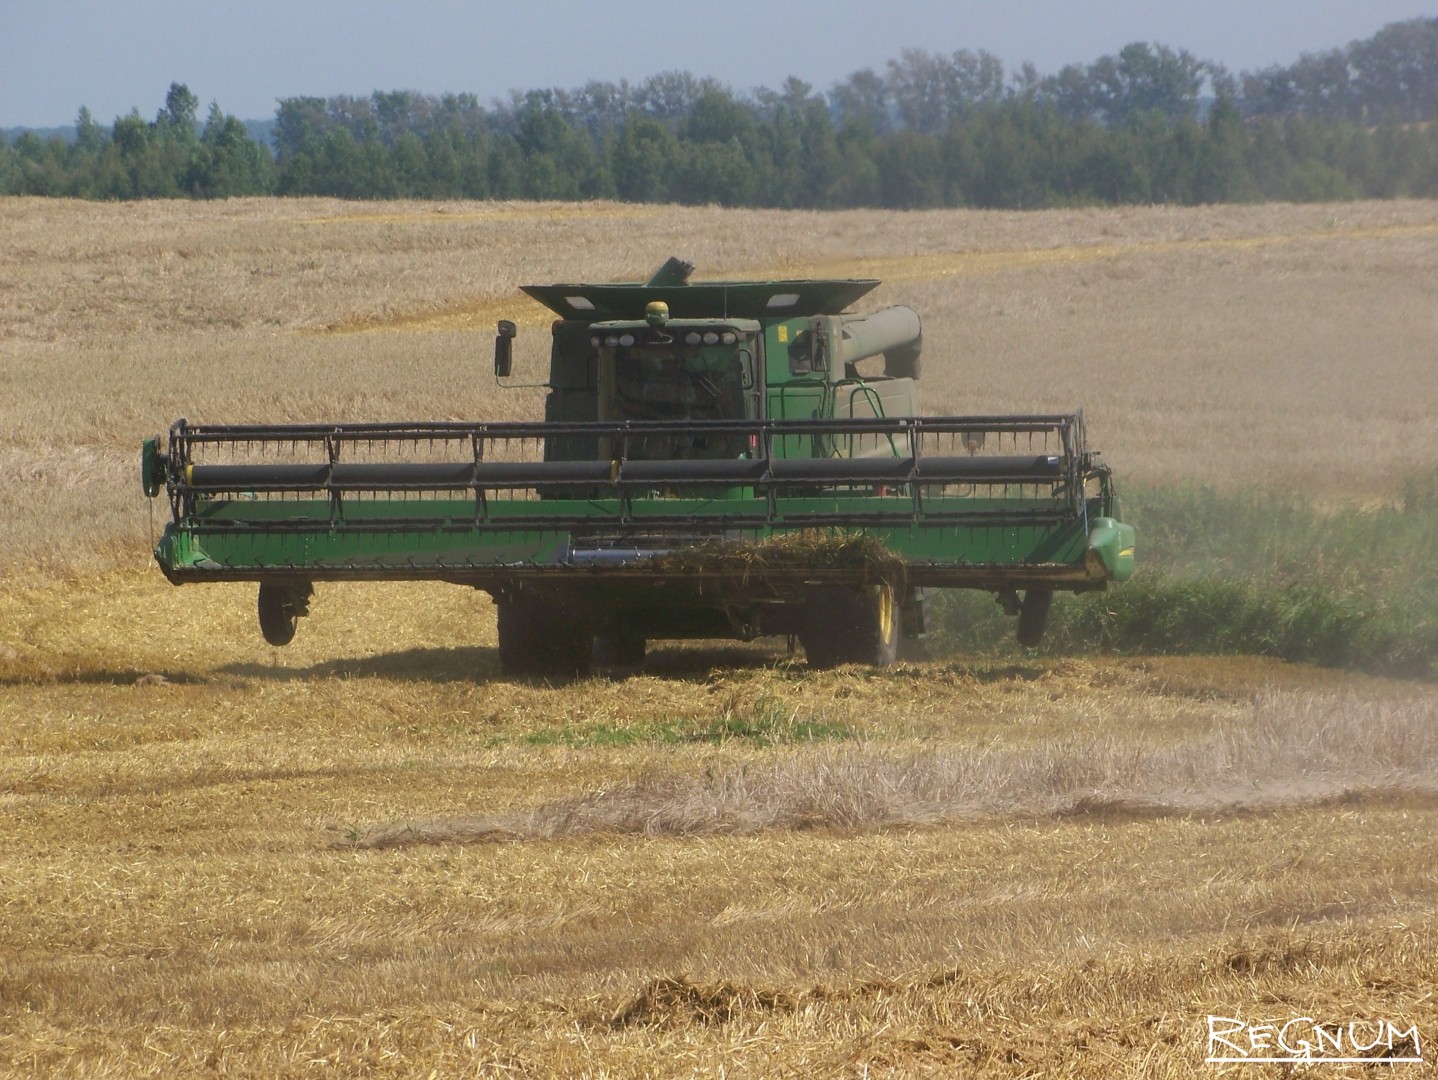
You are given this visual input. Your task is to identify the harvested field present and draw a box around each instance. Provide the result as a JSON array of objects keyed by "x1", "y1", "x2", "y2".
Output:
[{"x1": 2, "y1": 197, "x2": 1437, "y2": 1076}]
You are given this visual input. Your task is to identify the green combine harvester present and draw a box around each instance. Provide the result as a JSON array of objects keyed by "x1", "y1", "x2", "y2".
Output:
[{"x1": 142, "y1": 258, "x2": 1134, "y2": 675}]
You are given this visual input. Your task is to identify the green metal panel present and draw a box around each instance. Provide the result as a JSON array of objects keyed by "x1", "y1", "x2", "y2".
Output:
[
  {"x1": 1086, "y1": 516, "x2": 1137, "y2": 582},
  {"x1": 763, "y1": 319, "x2": 806, "y2": 388},
  {"x1": 156, "y1": 490, "x2": 1113, "y2": 592}
]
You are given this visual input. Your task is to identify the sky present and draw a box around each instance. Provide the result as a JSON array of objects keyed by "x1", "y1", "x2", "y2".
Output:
[{"x1": 4, "y1": 0, "x2": 1435, "y2": 128}]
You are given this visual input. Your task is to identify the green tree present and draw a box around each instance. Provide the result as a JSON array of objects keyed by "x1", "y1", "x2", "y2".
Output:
[
  {"x1": 392, "y1": 131, "x2": 430, "y2": 196},
  {"x1": 1084, "y1": 125, "x2": 1153, "y2": 203},
  {"x1": 1192, "y1": 95, "x2": 1253, "y2": 202},
  {"x1": 886, "y1": 48, "x2": 1008, "y2": 134},
  {"x1": 197, "y1": 101, "x2": 274, "y2": 196},
  {"x1": 1243, "y1": 120, "x2": 1293, "y2": 198},
  {"x1": 876, "y1": 129, "x2": 944, "y2": 208},
  {"x1": 444, "y1": 126, "x2": 491, "y2": 198},
  {"x1": 612, "y1": 114, "x2": 677, "y2": 202},
  {"x1": 634, "y1": 71, "x2": 713, "y2": 123},
  {"x1": 274, "y1": 97, "x2": 330, "y2": 161},
  {"x1": 832, "y1": 68, "x2": 892, "y2": 136},
  {"x1": 510, "y1": 91, "x2": 607, "y2": 199},
  {"x1": 107, "y1": 109, "x2": 178, "y2": 197},
  {"x1": 13, "y1": 131, "x2": 69, "y2": 195},
  {"x1": 683, "y1": 87, "x2": 756, "y2": 145},
  {"x1": 74, "y1": 107, "x2": 106, "y2": 154},
  {"x1": 831, "y1": 118, "x2": 882, "y2": 206},
  {"x1": 424, "y1": 130, "x2": 463, "y2": 196},
  {"x1": 1101, "y1": 43, "x2": 1208, "y2": 124},
  {"x1": 522, "y1": 152, "x2": 580, "y2": 199},
  {"x1": 1349, "y1": 18, "x2": 1438, "y2": 122},
  {"x1": 158, "y1": 82, "x2": 200, "y2": 135},
  {"x1": 1370, "y1": 123, "x2": 1438, "y2": 197},
  {"x1": 965, "y1": 104, "x2": 1047, "y2": 208},
  {"x1": 940, "y1": 122, "x2": 977, "y2": 205},
  {"x1": 1282, "y1": 159, "x2": 1359, "y2": 201},
  {"x1": 487, "y1": 135, "x2": 524, "y2": 199},
  {"x1": 1041, "y1": 43, "x2": 1213, "y2": 128},
  {"x1": 675, "y1": 88, "x2": 761, "y2": 206},
  {"x1": 356, "y1": 137, "x2": 399, "y2": 197},
  {"x1": 315, "y1": 128, "x2": 363, "y2": 197},
  {"x1": 0, "y1": 136, "x2": 17, "y2": 195},
  {"x1": 670, "y1": 137, "x2": 754, "y2": 206},
  {"x1": 796, "y1": 97, "x2": 844, "y2": 206}
]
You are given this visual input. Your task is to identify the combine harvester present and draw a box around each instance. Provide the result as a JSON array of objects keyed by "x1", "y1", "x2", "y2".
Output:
[{"x1": 142, "y1": 259, "x2": 1134, "y2": 675}]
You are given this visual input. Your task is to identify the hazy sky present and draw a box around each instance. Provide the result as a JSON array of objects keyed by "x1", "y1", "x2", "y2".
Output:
[{"x1": 4, "y1": 0, "x2": 1434, "y2": 128}]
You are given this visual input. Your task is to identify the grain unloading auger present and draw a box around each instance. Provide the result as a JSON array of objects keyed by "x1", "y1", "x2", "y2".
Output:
[{"x1": 142, "y1": 259, "x2": 1134, "y2": 674}]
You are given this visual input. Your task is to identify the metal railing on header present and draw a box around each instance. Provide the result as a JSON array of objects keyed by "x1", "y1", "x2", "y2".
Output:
[{"x1": 165, "y1": 414, "x2": 1094, "y2": 533}]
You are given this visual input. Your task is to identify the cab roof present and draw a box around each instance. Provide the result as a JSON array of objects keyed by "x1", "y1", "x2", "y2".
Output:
[{"x1": 520, "y1": 277, "x2": 880, "y2": 321}]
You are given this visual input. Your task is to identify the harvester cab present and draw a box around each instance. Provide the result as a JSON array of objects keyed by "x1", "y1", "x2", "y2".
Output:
[
  {"x1": 504, "y1": 259, "x2": 929, "y2": 470},
  {"x1": 144, "y1": 258, "x2": 1135, "y2": 676}
]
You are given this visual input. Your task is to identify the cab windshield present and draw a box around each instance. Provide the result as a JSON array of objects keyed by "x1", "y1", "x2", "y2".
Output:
[
  {"x1": 601, "y1": 343, "x2": 748, "y2": 460},
  {"x1": 610, "y1": 345, "x2": 743, "y2": 421}
]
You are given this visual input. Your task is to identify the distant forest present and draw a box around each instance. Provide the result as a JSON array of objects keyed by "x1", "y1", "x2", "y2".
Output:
[{"x1": 4, "y1": 18, "x2": 1437, "y2": 208}]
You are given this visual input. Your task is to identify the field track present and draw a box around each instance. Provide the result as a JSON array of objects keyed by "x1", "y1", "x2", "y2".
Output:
[{"x1": 2, "y1": 197, "x2": 1437, "y2": 1075}]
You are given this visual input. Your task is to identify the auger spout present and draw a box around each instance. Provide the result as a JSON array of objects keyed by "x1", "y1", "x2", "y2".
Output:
[{"x1": 837, "y1": 305, "x2": 922, "y2": 370}]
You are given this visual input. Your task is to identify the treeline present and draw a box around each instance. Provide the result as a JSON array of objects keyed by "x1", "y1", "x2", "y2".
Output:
[
  {"x1": 4, "y1": 19, "x2": 1437, "y2": 208},
  {"x1": 2, "y1": 84, "x2": 274, "y2": 200}
]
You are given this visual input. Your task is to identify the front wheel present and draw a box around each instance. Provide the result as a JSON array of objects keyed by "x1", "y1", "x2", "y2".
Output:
[
  {"x1": 1016, "y1": 588, "x2": 1053, "y2": 647},
  {"x1": 258, "y1": 583, "x2": 311, "y2": 646}
]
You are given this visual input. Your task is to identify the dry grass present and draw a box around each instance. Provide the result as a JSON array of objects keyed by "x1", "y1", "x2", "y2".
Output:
[
  {"x1": 359, "y1": 688, "x2": 1438, "y2": 846},
  {"x1": 648, "y1": 531, "x2": 908, "y2": 585},
  {"x1": 3, "y1": 568, "x2": 1437, "y2": 1075},
  {"x1": 3, "y1": 197, "x2": 1438, "y2": 1075}
]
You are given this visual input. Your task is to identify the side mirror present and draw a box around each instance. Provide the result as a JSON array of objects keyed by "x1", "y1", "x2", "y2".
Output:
[{"x1": 494, "y1": 320, "x2": 516, "y2": 378}]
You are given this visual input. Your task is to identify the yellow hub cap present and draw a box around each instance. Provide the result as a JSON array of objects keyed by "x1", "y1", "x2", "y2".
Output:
[{"x1": 877, "y1": 584, "x2": 895, "y2": 643}]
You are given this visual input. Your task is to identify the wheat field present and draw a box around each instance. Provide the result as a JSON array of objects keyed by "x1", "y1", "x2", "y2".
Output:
[{"x1": 2, "y1": 196, "x2": 1437, "y2": 1076}]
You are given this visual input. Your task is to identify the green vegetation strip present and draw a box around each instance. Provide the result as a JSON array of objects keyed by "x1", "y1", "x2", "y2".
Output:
[
  {"x1": 508, "y1": 694, "x2": 853, "y2": 749},
  {"x1": 936, "y1": 476, "x2": 1438, "y2": 679}
]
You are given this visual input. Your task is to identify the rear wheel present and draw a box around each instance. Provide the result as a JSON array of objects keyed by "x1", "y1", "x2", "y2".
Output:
[
  {"x1": 497, "y1": 592, "x2": 593, "y2": 679},
  {"x1": 799, "y1": 583, "x2": 900, "y2": 669}
]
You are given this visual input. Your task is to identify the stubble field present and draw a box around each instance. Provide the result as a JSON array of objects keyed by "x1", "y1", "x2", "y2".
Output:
[{"x1": 2, "y1": 196, "x2": 1437, "y2": 1076}]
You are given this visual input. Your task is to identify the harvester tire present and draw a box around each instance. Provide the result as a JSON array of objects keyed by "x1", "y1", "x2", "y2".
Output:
[
  {"x1": 800, "y1": 583, "x2": 899, "y2": 669},
  {"x1": 258, "y1": 583, "x2": 307, "y2": 647},
  {"x1": 1016, "y1": 588, "x2": 1053, "y2": 648},
  {"x1": 498, "y1": 593, "x2": 593, "y2": 679}
]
